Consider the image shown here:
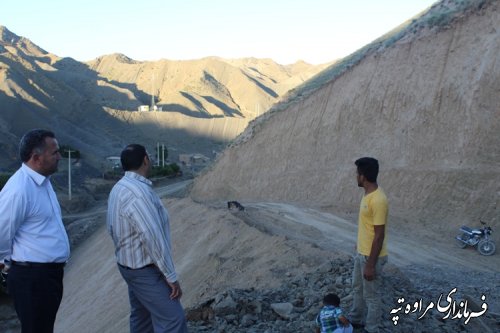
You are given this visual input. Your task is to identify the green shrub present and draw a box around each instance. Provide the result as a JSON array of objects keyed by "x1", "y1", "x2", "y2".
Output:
[
  {"x1": 150, "y1": 163, "x2": 180, "y2": 177},
  {"x1": 0, "y1": 173, "x2": 12, "y2": 191}
]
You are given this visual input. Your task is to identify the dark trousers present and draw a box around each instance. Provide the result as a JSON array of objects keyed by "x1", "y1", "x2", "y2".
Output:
[{"x1": 7, "y1": 264, "x2": 64, "y2": 333}]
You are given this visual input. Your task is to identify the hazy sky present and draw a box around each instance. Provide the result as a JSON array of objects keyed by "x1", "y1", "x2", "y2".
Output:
[{"x1": 1, "y1": 0, "x2": 437, "y2": 65}]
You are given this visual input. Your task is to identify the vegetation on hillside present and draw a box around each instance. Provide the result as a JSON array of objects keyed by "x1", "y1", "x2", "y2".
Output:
[
  {"x1": 103, "y1": 163, "x2": 181, "y2": 180},
  {"x1": 150, "y1": 163, "x2": 181, "y2": 177},
  {"x1": 0, "y1": 173, "x2": 12, "y2": 191}
]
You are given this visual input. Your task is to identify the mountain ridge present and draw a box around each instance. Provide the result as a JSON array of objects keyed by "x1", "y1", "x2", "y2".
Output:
[{"x1": 0, "y1": 25, "x2": 327, "y2": 171}]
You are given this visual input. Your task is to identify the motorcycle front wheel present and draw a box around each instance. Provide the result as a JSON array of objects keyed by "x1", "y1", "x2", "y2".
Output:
[{"x1": 477, "y1": 240, "x2": 496, "y2": 256}]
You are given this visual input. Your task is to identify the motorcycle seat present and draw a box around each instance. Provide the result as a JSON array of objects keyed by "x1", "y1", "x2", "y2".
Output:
[{"x1": 460, "y1": 226, "x2": 483, "y2": 235}]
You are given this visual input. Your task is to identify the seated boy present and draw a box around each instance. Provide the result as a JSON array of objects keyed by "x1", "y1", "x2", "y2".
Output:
[{"x1": 315, "y1": 293, "x2": 353, "y2": 333}]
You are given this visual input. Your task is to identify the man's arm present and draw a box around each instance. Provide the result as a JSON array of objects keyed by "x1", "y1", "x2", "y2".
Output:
[
  {"x1": 364, "y1": 224, "x2": 385, "y2": 281},
  {"x1": 0, "y1": 191, "x2": 26, "y2": 264},
  {"x1": 129, "y1": 196, "x2": 180, "y2": 297}
]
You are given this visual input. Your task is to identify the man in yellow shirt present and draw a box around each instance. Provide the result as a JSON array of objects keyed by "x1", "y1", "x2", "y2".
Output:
[{"x1": 350, "y1": 157, "x2": 388, "y2": 333}]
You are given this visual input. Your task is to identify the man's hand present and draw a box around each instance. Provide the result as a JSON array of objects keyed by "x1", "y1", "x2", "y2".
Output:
[
  {"x1": 363, "y1": 262, "x2": 376, "y2": 281},
  {"x1": 364, "y1": 224, "x2": 384, "y2": 281},
  {"x1": 167, "y1": 280, "x2": 183, "y2": 300}
]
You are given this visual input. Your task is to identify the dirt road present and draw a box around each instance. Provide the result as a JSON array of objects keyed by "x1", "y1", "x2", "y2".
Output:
[{"x1": 233, "y1": 201, "x2": 499, "y2": 273}]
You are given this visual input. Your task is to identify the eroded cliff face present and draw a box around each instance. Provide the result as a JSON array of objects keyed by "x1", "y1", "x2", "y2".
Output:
[{"x1": 192, "y1": 2, "x2": 500, "y2": 229}]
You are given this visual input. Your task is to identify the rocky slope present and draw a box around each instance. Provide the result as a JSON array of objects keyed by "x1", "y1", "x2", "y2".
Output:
[{"x1": 192, "y1": 0, "x2": 500, "y2": 232}]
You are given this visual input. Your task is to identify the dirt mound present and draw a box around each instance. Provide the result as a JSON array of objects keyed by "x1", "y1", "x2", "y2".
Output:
[{"x1": 53, "y1": 196, "x2": 337, "y2": 333}]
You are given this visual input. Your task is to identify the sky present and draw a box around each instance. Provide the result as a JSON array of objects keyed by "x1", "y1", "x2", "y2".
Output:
[{"x1": 1, "y1": 0, "x2": 438, "y2": 65}]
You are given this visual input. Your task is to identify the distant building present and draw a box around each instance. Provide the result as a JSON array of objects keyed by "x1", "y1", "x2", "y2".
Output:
[
  {"x1": 179, "y1": 153, "x2": 210, "y2": 167},
  {"x1": 105, "y1": 156, "x2": 121, "y2": 170},
  {"x1": 138, "y1": 105, "x2": 163, "y2": 112}
]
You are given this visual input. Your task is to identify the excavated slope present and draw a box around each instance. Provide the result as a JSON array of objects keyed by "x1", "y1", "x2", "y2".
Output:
[{"x1": 192, "y1": 1, "x2": 500, "y2": 230}]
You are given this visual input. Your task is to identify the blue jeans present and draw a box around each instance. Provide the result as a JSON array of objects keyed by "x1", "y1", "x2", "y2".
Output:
[
  {"x1": 118, "y1": 264, "x2": 188, "y2": 333},
  {"x1": 350, "y1": 253, "x2": 387, "y2": 333}
]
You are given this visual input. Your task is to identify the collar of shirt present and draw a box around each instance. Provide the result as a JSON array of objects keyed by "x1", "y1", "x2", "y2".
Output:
[
  {"x1": 21, "y1": 163, "x2": 49, "y2": 186},
  {"x1": 124, "y1": 171, "x2": 152, "y2": 186}
]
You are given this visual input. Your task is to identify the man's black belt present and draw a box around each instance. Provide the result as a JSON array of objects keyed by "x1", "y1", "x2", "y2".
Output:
[
  {"x1": 11, "y1": 260, "x2": 66, "y2": 268},
  {"x1": 118, "y1": 263, "x2": 155, "y2": 270}
]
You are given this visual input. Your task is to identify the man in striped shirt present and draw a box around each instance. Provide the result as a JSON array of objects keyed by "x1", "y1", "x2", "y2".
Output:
[{"x1": 107, "y1": 144, "x2": 187, "y2": 333}]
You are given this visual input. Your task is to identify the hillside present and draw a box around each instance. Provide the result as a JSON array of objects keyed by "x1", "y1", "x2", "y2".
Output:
[
  {"x1": 2, "y1": 1, "x2": 500, "y2": 332},
  {"x1": 0, "y1": 26, "x2": 327, "y2": 171},
  {"x1": 191, "y1": 0, "x2": 500, "y2": 231}
]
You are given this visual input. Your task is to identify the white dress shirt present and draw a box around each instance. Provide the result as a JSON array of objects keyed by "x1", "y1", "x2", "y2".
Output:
[
  {"x1": 107, "y1": 171, "x2": 178, "y2": 282},
  {"x1": 0, "y1": 164, "x2": 70, "y2": 264}
]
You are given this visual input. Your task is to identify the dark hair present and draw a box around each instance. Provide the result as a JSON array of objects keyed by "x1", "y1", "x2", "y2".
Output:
[
  {"x1": 355, "y1": 157, "x2": 379, "y2": 183},
  {"x1": 121, "y1": 144, "x2": 147, "y2": 171},
  {"x1": 19, "y1": 129, "x2": 56, "y2": 162},
  {"x1": 323, "y1": 293, "x2": 340, "y2": 307}
]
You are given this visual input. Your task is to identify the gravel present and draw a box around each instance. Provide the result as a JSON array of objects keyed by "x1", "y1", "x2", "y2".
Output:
[{"x1": 186, "y1": 258, "x2": 500, "y2": 333}]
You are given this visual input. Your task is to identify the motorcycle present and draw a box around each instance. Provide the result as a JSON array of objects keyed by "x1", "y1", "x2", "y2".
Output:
[{"x1": 456, "y1": 221, "x2": 496, "y2": 256}]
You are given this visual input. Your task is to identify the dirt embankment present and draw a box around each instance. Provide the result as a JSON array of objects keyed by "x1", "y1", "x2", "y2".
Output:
[
  {"x1": 53, "y1": 194, "x2": 340, "y2": 333},
  {"x1": 191, "y1": 1, "x2": 500, "y2": 234}
]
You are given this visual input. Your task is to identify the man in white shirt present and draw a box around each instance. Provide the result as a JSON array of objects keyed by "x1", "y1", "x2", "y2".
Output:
[
  {"x1": 107, "y1": 144, "x2": 187, "y2": 333},
  {"x1": 0, "y1": 129, "x2": 70, "y2": 333}
]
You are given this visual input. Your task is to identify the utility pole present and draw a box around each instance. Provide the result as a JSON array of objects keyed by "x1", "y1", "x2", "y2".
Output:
[
  {"x1": 157, "y1": 142, "x2": 160, "y2": 167},
  {"x1": 156, "y1": 142, "x2": 167, "y2": 167},
  {"x1": 162, "y1": 144, "x2": 165, "y2": 167},
  {"x1": 66, "y1": 149, "x2": 75, "y2": 200},
  {"x1": 151, "y1": 73, "x2": 156, "y2": 111}
]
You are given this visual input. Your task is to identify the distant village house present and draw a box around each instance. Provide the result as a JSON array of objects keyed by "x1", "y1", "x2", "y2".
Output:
[
  {"x1": 179, "y1": 153, "x2": 210, "y2": 167},
  {"x1": 105, "y1": 156, "x2": 121, "y2": 170},
  {"x1": 138, "y1": 105, "x2": 163, "y2": 112}
]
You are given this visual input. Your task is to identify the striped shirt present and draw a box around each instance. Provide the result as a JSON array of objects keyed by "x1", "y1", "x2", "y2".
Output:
[
  {"x1": 106, "y1": 171, "x2": 177, "y2": 282},
  {"x1": 316, "y1": 305, "x2": 344, "y2": 333}
]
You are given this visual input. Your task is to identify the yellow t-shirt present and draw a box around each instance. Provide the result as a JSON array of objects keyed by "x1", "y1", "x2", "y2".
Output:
[{"x1": 357, "y1": 187, "x2": 388, "y2": 257}]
